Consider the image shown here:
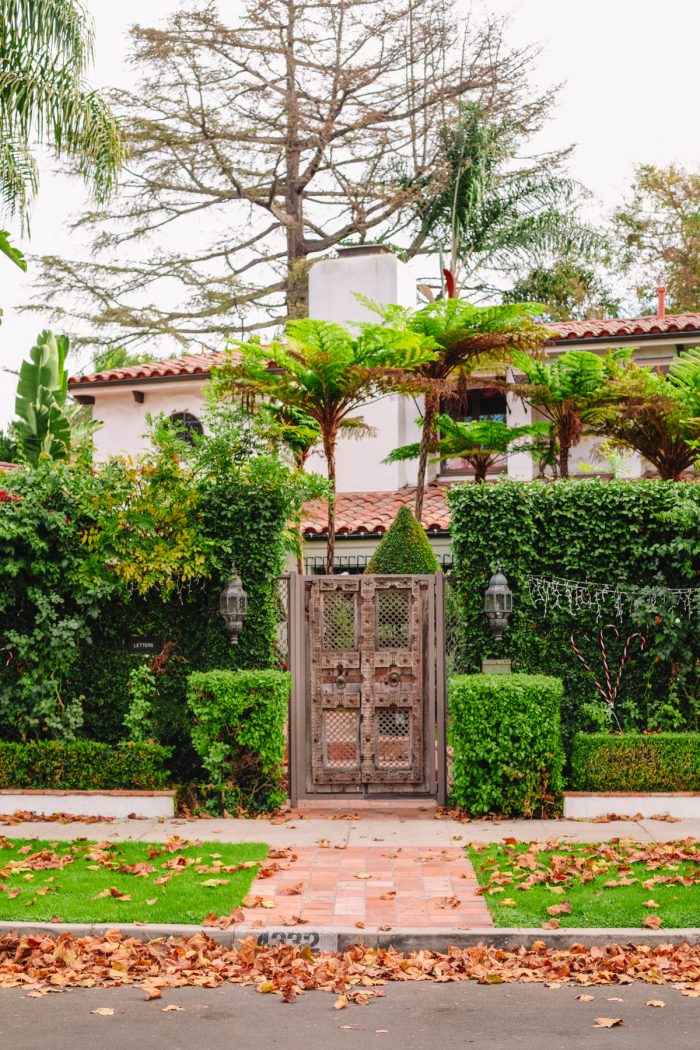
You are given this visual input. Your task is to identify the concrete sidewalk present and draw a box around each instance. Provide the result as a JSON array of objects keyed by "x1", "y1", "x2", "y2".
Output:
[
  {"x1": 1, "y1": 812, "x2": 699, "y2": 951},
  {"x1": 2, "y1": 812, "x2": 699, "y2": 845}
]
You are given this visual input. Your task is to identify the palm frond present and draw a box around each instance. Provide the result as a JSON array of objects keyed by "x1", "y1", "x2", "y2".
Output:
[{"x1": 0, "y1": 0, "x2": 125, "y2": 224}]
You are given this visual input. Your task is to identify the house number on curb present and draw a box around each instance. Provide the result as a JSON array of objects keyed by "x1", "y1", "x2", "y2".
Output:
[{"x1": 255, "y1": 930, "x2": 321, "y2": 949}]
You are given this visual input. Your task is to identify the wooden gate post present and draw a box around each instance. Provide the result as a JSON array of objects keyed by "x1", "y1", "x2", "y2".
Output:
[
  {"x1": 435, "y1": 571, "x2": 448, "y2": 805},
  {"x1": 287, "y1": 572, "x2": 306, "y2": 808}
]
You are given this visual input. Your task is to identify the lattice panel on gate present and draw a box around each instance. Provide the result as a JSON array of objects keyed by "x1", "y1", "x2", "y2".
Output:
[
  {"x1": 374, "y1": 708, "x2": 412, "y2": 769},
  {"x1": 375, "y1": 587, "x2": 411, "y2": 650},
  {"x1": 322, "y1": 709, "x2": 360, "y2": 769},
  {"x1": 322, "y1": 591, "x2": 357, "y2": 650}
]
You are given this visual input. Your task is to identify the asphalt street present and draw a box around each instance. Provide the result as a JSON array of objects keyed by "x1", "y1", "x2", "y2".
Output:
[{"x1": 1, "y1": 981, "x2": 698, "y2": 1050}]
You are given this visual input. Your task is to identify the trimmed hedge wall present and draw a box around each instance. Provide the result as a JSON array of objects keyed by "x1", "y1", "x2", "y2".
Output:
[
  {"x1": 0, "y1": 741, "x2": 171, "y2": 791},
  {"x1": 570, "y1": 732, "x2": 700, "y2": 792},
  {"x1": 187, "y1": 669, "x2": 290, "y2": 814},
  {"x1": 448, "y1": 480, "x2": 700, "y2": 744},
  {"x1": 449, "y1": 673, "x2": 565, "y2": 816}
]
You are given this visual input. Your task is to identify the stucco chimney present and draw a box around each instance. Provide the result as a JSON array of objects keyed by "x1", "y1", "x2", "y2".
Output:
[
  {"x1": 308, "y1": 244, "x2": 416, "y2": 324},
  {"x1": 657, "y1": 286, "x2": 666, "y2": 318}
]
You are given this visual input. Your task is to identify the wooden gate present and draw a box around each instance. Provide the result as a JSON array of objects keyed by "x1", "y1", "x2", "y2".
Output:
[{"x1": 288, "y1": 574, "x2": 447, "y2": 803}]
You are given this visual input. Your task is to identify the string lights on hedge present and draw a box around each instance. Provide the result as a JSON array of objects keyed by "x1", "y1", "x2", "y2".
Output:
[{"x1": 526, "y1": 574, "x2": 699, "y2": 621}]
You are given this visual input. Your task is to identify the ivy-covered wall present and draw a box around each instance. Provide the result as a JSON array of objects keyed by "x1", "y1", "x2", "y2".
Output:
[
  {"x1": 448, "y1": 480, "x2": 700, "y2": 745},
  {"x1": 0, "y1": 430, "x2": 317, "y2": 787}
]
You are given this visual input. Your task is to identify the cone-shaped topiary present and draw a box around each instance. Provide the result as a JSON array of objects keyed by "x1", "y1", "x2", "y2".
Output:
[{"x1": 365, "y1": 504, "x2": 441, "y2": 574}]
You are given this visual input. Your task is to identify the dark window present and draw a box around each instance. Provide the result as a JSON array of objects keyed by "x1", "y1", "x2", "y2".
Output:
[
  {"x1": 439, "y1": 386, "x2": 508, "y2": 476},
  {"x1": 442, "y1": 387, "x2": 507, "y2": 424},
  {"x1": 170, "y1": 411, "x2": 204, "y2": 445}
]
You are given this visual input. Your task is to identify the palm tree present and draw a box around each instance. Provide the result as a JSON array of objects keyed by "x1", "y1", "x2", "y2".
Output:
[
  {"x1": 586, "y1": 351, "x2": 700, "y2": 480},
  {"x1": 386, "y1": 415, "x2": 550, "y2": 482},
  {"x1": 0, "y1": 0, "x2": 126, "y2": 267},
  {"x1": 510, "y1": 348, "x2": 629, "y2": 478},
  {"x1": 366, "y1": 297, "x2": 549, "y2": 517},
  {"x1": 212, "y1": 320, "x2": 436, "y2": 574},
  {"x1": 410, "y1": 102, "x2": 601, "y2": 298}
]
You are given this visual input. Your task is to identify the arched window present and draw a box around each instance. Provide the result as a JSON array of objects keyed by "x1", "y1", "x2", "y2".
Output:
[{"x1": 170, "y1": 411, "x2": 204, "y2": 445}]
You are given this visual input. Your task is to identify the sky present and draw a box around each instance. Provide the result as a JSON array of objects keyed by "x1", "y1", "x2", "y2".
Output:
[{"x1": 1, "y1": 0, "x2": 698, "y2": 428}]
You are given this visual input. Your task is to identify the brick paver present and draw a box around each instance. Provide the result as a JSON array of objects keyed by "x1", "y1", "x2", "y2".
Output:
[{"x1": 241, "y1": 845, "x2": 493, "y2": 929}]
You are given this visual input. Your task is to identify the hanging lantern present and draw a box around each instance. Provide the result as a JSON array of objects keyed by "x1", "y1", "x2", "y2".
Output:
[
  {"x1": 484, "y1": 572, "x2": 512, "y2": 642},
  {"x1": 220, "y1": 576, "x2": 248, "y2": 645}
]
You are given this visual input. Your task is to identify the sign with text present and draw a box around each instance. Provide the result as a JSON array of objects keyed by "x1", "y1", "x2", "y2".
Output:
[{"x1": 127, "y1": 636, "x2": 164, "y2": 656}]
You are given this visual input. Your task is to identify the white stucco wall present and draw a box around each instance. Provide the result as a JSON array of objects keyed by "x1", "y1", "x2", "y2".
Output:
[
  {"x1": 88, "y1": 381, "x2": 208, "y2": 460},
  {"x1": 306, "y1": 249, "x2": 422, "y2": 492}
]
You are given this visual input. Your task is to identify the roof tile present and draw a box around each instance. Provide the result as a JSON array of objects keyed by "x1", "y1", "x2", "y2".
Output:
[
  {"x1": 302, "y1": 485, "x2": 450, "y2": 536},
  {"x1": 69, "y1": 351, "x2": 227, "y2": 385},
  {"x1": 549, "y1": 312, "x2": 700, "y2": 341}
]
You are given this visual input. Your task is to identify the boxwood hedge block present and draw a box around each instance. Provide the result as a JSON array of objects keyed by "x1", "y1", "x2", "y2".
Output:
[
  {"x1": 187, "y1": 669, "x2": 290, "y2": 813},
  {"x1": 0, "y1": 741, "x2": 171, "y2": 790},
  {"x1": 449, "y1": 673, "x2": 565, "y2": 816},
  {"x1": 570, "y1": 732, "x2": 700, "y2": 792},
  {"x1": 365, "y1": 505, "x2": 440, "y2": 575}
]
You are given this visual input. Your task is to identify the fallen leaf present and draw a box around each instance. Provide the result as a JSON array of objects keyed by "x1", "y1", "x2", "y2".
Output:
[
  {"x1": 643, "y1": 900, "x2": 660, "y2": 909},
  {"x1": 334, "y1": 995, "x2": 349, "y2": 1010},
  {"x1": 161, "y1": 1005, "x2": 185, "y2": 1012},
  {"x1": 279, "y1": 883, "x2": 304, "y2": 896},
  {"x1": 593, "y1": 1018, "x2": 623, "y2": 1028},
  {"x1": 146, "y1": 899, "x2": 157, "y2": 906},
  {"x1": 576, "y1": 994, "x2": 595, "y2": 1002},
  {"x1": 354, "y1": 874, "x2": 372, "y2": 880},
  {"x1": 91, "y1": 1008, "x2": 115, "y2": 1016},
  {"x1": 643, "y1": 914, "x2": 664, "y2": 929},
  {"x1": 201, "y1": 879, "x2": 229, "y2": 888},
  {"x1": 499, "y1": 899, "x2": 517, "y2": 908},
  {"x1": 144, "y1": 987, "x2": 162, "y2": 1001},
  {"x1": 541, "y1": 919, "x2": 560, "y2": 930},
  {"x1": 646, "y1": 1000, "x2": 665, "y2": 1008}
]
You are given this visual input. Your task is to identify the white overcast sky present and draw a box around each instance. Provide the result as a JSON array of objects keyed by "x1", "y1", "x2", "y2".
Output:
[{"x1": 1, "y1": 0, "x2": 698, "y2": 427}]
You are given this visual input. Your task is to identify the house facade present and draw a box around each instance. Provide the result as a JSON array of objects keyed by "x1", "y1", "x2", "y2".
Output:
[{"x1": 67, "y1": 246, "x2": 700, "y2": 570}]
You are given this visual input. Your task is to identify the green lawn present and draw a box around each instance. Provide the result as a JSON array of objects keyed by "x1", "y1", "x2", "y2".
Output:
[
  {"x1": 468, "y1": 840, "x2": 700, "y2": 929},
  {"x1": 0, "y1": 837, "x2": 267, "y2": 924}
]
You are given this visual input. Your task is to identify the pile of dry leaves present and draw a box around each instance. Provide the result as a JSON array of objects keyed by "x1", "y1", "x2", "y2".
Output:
[{"x1": 2, "y1": 932, "x2": 700, "y2": 1005}]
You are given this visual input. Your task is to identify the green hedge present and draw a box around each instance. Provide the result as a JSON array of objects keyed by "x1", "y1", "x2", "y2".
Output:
[
  {"x1": 187, "y1": 669, "x2": 290, "y2": 814},
  {"x1": 448, "y1": 480, "x2": 700, "y2": 744},
  {"x1": 0, "y1": 741, "x2": 171, "y2": 790},
  {"x1": 449, "y1": 673, "x2": 565, "y2": 816},
  {"x1": 570, "y1": 732, "x2": 700, "y2": 792}
]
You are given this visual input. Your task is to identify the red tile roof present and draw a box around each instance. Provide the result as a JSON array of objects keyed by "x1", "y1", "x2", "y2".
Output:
[
  {"x1": 302, "y1": 484, "x2": 451, "y2": 536},
  {"x1": 69, "y1": 351, "x2": 227, "y2": 386},
  {"x1": 0, "y1": 462, "x2": 20, "y2": 473},
  {"x1": 68, "y1": 313, "x2": 700, "y2": 387},
  {"x1": 549, "y1": 313, "x2": 700, "y2": 341}
]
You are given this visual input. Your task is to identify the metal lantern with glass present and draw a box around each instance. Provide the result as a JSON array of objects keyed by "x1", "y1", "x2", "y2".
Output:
[
  {"x1": 220, "y1": 576, "x2": 248, "y2": 644},
  {"x1": 484, "y1": 571, "x2": 513, "y2": 642}
]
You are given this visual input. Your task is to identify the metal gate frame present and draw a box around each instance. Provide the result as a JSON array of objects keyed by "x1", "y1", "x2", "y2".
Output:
[{"x1": 288, "y1": 573, "x2": 447, "y2": 805}]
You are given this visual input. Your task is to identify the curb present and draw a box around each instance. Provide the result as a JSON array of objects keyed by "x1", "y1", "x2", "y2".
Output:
[{"x1": 3, "y1": 921, "x2": 700, "y2": 954}]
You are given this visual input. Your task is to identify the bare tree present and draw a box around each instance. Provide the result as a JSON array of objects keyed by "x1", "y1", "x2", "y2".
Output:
[{"x1": 30, "y1": 0, "x2": 549, "y2": 348}]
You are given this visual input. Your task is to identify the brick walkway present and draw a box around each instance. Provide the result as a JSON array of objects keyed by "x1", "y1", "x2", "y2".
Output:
[{"x1": 241, "y1": 845, "x2": 493, "y2": 929}]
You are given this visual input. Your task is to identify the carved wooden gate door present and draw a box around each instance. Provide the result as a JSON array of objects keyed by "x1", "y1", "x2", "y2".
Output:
[{"x1": 288, "y1": 574, "x2": 444, "y2": 801}]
